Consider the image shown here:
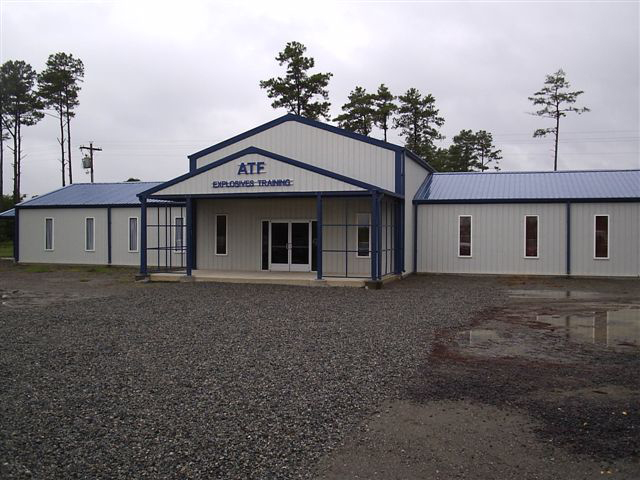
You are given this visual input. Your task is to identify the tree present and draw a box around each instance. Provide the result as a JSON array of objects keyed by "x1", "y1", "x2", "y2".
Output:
[
  {"x1": 393, "y1": 88, "x2": 444, "y2": 160},
  {"x1": 0, "y1": 114, "x2": 7, "y2": 197},
  {"x1": 259, "y1": 41, "x2": 333, "y2": 121},
  {"x1": 473, "y1": 130, "x2": 501, "y2": 171},
  {"x1": 0, "y1": 60, "x2": 43, "y2": 202},
  {"x1": 372, "y1": 84, "x2": 397, "y2": 141},
  {"x1": 126, "y1": 177, "x2": 140, "y2": 182},
  {"x1": 446, "y1": 129, "x2": 477, "y2": 172},
  {"x1": 38, "y1": 53, "x2": 84, "y2": 185},
  {"x1": 528, "y1": 69, "x2": 589, "y2": 171},
  {"x1": 334, "y1": 86, "x2": 375, "y2": 136}
]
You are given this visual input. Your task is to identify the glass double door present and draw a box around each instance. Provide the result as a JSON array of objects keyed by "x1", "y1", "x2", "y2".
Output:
[{"x1": 270, "y1": 221, "x2": 311, "y2": 272}]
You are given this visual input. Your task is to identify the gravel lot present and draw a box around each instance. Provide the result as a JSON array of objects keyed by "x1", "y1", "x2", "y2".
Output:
[{"x1": 0, "y1": 265, "x2": 499, "y2": 479}]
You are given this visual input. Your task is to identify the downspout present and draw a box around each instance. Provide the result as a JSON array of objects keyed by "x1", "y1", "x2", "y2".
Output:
[{"x1": 413, "y1": 203, "x2": 418, "y2": 274}]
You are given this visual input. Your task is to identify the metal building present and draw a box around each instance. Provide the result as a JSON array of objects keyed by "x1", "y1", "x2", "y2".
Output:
[{"x1": 6, "y1": 114, "x2": 639, "y2": 282}]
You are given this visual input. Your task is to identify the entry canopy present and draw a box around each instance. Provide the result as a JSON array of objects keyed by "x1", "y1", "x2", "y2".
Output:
[{"x1": 142, "y1": 147, "x2": 396, "y2": 198}]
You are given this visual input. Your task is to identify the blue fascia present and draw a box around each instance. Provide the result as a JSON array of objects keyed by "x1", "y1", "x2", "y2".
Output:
[
  {"x1": 16, "y1": 202, "x2": 183, "y2": 209},
  {"x1": 413, "y1": 197, "x2": 640, "y2": 205},
  {"x1": 143, "y1": 146, "x2": 404, "y2": 200}
]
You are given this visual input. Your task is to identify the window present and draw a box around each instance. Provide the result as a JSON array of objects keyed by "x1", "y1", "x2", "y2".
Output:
[
  {"x1": 128, "y1": 217, "x2": 138, "y2": 252},
  {"x1": 458, "y1": 215, "x2": 472, "y2": 257},
  {"x1": 174, "y1": 217, "x2": 184, "y2": 251},
  {"x1": 44, "y1": 218, "x2": 54, "y2": 251},
  {"x1": 356, "y1": 213, "x2": 370, "y2": 258},
  {"x1": 524, "y1": 215, "x2": 538, "y2": 258},
  {"x1": 594, "y1": 215, "x2": 609, "y2": 259},
  {"x1": 85, "y1": 217, "x2": 95, "y2": 251},
  {"x1": 216, "y1": 214, "x2": 227, "y2": 255}
]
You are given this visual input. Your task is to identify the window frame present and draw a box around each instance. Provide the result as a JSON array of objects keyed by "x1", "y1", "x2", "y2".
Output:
[
  {"x1": 128, "y1": 216, "x2": 139, "y2": 253},
  {"x1": 84, "y1": 217, "x2": 96, "y2": 252},
  {"x1": 215, "y1": 214, "x2": 228, "y2": 256},
  {"x1": 44, "y1": 217, "x2": 54, "y2": 251},
  {"x1": 355, "y1": 213, "x2": 371, "y2": 258},
  {"x1": 457, "y1": 215, "x2": 472, "y2": 258},
  {"x1": 523, "y1": 214, "x2": 539, "y2": 259},
  {"x1": 593, "y1": 214, "x2": 610, "y2": 260},
  {"x1": 173, "y1": 216, "x2": 185, "y2": 253}
]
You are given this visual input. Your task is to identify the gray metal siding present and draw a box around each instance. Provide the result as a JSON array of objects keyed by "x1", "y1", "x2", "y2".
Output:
[
  {"x1": 405, "y1": 159, "x2": 429, "y2": 273},
  {"x1": 19, "y1": 208, "x2": 109, "y2": 265},
  {"x1": 195, "y1": 197, "x2": 372, "y2": 276},
  {"x1": 570, "y1": 203, "x2": 640, "y2": 277},
  {"x1": 194, "y1": 121, "x2": 396, "y2": 192},
  {"x1": 417, "y1": 203, "x2": 567, "y2": 275}
]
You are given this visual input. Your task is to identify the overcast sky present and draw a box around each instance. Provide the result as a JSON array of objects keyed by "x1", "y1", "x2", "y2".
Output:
[{"x1": 1, "y1": 0, "x2": 638, "y2": 198}]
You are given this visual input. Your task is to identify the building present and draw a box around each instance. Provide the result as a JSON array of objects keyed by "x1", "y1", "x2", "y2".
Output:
[{"x1": 6, "y1": 114, "x2": 640, "y2": 282}]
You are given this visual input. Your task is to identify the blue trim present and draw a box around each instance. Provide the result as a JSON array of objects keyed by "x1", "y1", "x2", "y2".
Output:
[
  {"x1": 17, "y1": 202, "x2": 181, "y2": 210},
  {"x1": 188, "y1": 114, "x2": 406, "y2": 166},
  {"x1": 107, "y1": 207, "x2": 112, "y2": 265},
  {"x1": 14, "y1": 208, "x2": 19, "y2": 262},
  {"x1": 566, "y1": 202, "x2": 571, "y2": 276},
  {"x1": 316, "y1": 194, "x2": 323, "y2": 280},
  {"x1": 140, "y1": 197, "x2": 147, "y2": 275},
  {"x1": 186, "y1": 198, "x2": 193, "y2": 276},
  {"x1": 370, "y1": 192, "x2": 378, "y2": 280},
  {"x1": 413, "y1": 203, "x2": 418, "y2": 273},
  {"x1": 144, "y1": 147, "x2": 402, "y2": 199},
  {"x1": 192, "y1": 200, "x2": 197, "y2": 269},
  {"x1": 395, "y1": 151, "x2": 404, "y2": 195},
  {"x1": 376, "y1": 194, "x2": 382, "y2": 279},
  {"x1": 394, "y1": 200, "x2": 401, "y2": 274},
  {"x1": 414, "y1": 197, "x2": 640, "y2": 205}
]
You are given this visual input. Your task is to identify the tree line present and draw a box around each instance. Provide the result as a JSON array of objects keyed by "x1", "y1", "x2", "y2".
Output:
[
  {"x1": 0, "y1": 53, "x2": 84, "y2": 203},
  {"x1": 260, "y1": 41, "x2": 589, "y2": 172}
]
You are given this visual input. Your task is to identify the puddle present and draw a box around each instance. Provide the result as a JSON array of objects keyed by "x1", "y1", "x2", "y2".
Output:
[
  {"x1": 507, "y1": 289, "x2": 603, "y2": 299},
  {"x1": 536, "y1": 309, "x2": 640, "y2": 349}
]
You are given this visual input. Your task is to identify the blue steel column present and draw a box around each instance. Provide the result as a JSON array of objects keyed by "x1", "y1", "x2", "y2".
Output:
[
  {"x1": 370, "y1": 192, "x2": 377, "y2": 280},
  {"x1": 316, "y1": 193, "x2": 323, "y2": 280},
  {"x1": 14, "y1": 208, "x2": 19, "y2": 262},
  {"x1": 376, "y1": 193, "x2": 382, "y2": 280},
  {"x1": 186, "y1": 197, "x2": 193, "y2": 276},
  {"x1": 140, "y1": 197, "x2": 148, "y2": 275},
  {"x1": 566, "y1": 202, "x2": 571, "y2": 276}
]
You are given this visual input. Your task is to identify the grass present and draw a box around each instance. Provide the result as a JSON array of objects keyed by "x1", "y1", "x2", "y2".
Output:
[{"x1": 0, "y1": 240, "x2": 13, "y2": 258}]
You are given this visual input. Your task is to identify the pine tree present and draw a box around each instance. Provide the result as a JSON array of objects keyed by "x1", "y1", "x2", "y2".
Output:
[
  {"x1": 259, "y1": 41, "x2": 332, "y2": 121},
  {"x1": 393, "y1": 88, "x2": 444, "y2": 160},
  {"x1": 334, "y1": 86, "x2": 375, "y2": 136},
  {"x1": 38, "y1": 52, "x2": 84, "y2": 185},
  {"x1": 473, "y1": 130, "x2": 501, "y2": 171},
  {"x1": 529, "y1": 69, "x2": 589, "y2": 171},
  {"x1": 0, "y1": 60, "x2": 43, "y2": 202},
  {"x1": 372, "y1": 84, "x2": 397, "y2": 141},
  {"x1": 447, "y1": 130, "x2": 477, "y2": 172}
]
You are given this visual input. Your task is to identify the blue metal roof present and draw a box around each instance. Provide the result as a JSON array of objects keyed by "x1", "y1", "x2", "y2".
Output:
[
  {"x1": 16, "y1": 182, "x2": 173, "y2": 208},
  {"x1": 0, "y1": 208, "x2": 15, "y2": 218},
  {"x1": 415, "y1": 169, "x2": 640, "y2": 203}
]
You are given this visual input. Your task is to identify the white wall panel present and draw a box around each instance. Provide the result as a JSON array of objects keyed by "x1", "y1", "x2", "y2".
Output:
[
  {"x1": 404, "y1": 158, "x2": 430, "y2": 273},
  {"x1": 194, "y1": 121, "x2": 396, "y2": 192}
]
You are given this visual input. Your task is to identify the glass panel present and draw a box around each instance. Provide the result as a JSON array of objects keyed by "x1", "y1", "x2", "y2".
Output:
[
  {"x1": 129, "y1": 218, "x2": 137, "y2": 251},
  {"x1": 356, "y1": 213, "x2": 370, "y2": 257},
  {"x1": 261, "y1": 221, "x2": 269, "y2": 270},
  {"x1": 291, "y1": 222, "x2": 309, "y2": 265},
  {"x1": 525, "y1": 216, "x2": 538, "y2": 257},
  {"x1": 216, "y1": 215, "x2": 227, "y2": 255},
  {"x1": 271, "y1": 222, "x2": 288, "y2": 264},
  {"x1": 86, "y1": 218, "x2": 94, "y2": 250},
  {"x1": 459, "y1": 216, "x2": 471, "y2": 256},
  {"x1": 45, "y1": 219, "x2": 53, "y2": 250},
  {"x1": 175, "y1": 217, "x2": 184, "y2": 250},
  {"x1": 595, "y1": 216, "x2": 608, "y2": 258}
]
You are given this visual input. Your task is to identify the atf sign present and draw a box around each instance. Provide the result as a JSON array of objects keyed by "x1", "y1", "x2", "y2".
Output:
[{"x1": 211, "y1": 162, "x2": 294, "y2": 189}]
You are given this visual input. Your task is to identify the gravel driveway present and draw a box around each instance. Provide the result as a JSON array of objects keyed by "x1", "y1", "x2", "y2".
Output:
[{"x1": 0, "y1": 268, "x2": 498, "y2": 479}]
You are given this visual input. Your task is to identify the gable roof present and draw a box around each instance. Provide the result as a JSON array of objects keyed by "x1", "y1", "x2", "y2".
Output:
[
  {"x1": 414, "y1": 169, "x2": 640, "y2": 204},
  {"x1": 16, "y1": 182, "x2": 175, "y2": 208},
  {"x1": 142, "y1": 146, "x2": 400, "y2": 198},
  {"x1": 187, "y1": 113, "x2": 435, "y2": 173},
  {"x1": 0, "y1": 208, "x2": 15, "y2": 218}
]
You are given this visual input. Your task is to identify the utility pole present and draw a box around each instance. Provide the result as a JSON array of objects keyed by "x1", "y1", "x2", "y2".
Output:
[{"x1": 79, "y1": 142, "x2": 102, "y2": 183}]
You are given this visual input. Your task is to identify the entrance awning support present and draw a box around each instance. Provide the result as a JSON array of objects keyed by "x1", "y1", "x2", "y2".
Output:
[
  {"x1": 371, "y1": 191, "x2": 380, "y2": 281},
  {"x1": 186, "y1": 197, "x2": 194, "y2": 276},
  {"x1": 316, "y1": 193, "x2": 323, "y2": 280},
  {"x1": 140, "y1": 196, "x2": 148, "y2": 276}
]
